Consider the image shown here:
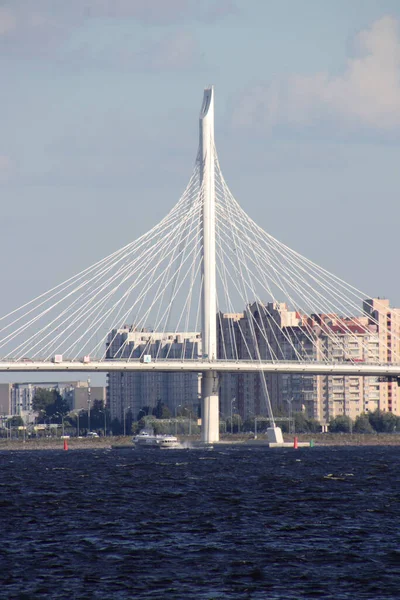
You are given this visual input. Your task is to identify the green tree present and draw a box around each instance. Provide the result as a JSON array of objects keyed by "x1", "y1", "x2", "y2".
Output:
[
  {"x1": 111, "y1": 418, "x2": 122, "y2": 435},
  {"x1": 32, "y1": 388, "x2": 56, "y2": 416},
  {"x1": 32, "y1": 388, "x2": 69, "y2": 419},
  {"x1": 353, "y1": 414, "x2": 374, "y2": 433},
  {"x1": 134, "y1": 415, "x2": 155, "y2": 434},
  {"x1": 219, "y1": 419, "x2": 227, "y2": 434},
  {"x1": 52, "y1": 393, "x2": 70, "y2": 416},
  {"x1": 124, "y1": 409, "x2": 133, "y2": 435},
  {"x1": 294, "y1": 412, "x2": 310, "y2": 433},
  {"x1": 226, "y1": 413, "x2": 243, "y2": 433},
  {"x1": 242, "y1": 417, "x2": 256, "y2": 433},
  {"x1": 153, "y1": 400, "x2": 171, "y2": 419},
  {"x1": 328, "y1": 415, "x2": 353, "y2": 433},
  {"x1": 90, "y1": 399, "x2": 110, "y2": 433},
  {"x1": 307, "y1": 418, "x2": 322, "y2": 433},
  {"x1": 368, "y1": 409, "x2": 397, "y2": 433},
  {"x1": 137, "y1": 406, "x2": 151, "y2": 421},
  {"x1": 253, "y1": 418, "x2": 270, "y2": 433},
  {"x1": 7, "y1": 415, "x2": 24, "y2": 427}
]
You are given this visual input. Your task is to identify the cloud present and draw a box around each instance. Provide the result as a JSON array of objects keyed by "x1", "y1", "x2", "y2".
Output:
[
  {"x1": 57, "y1": 29, "x2": 200, "y2": 72},
  {"x1": 196, "y1": 0, "x2": 237, "y2": 23},
  {"x1": 233, "y1": 16, "x2": 400, "y2": 135},
  {"x1": 0, "y1": 155, "x2": 13, "y2": 182},
  {"x1": 0, "y1": 4, "x2": 78, "y2": 57},
  {"x1": 80, "y1": 0, "x2": 191, "y2": 24},
  {"x1": 78, "y1": 0, "x2": 236, "y2": 24},
  {"x1": 0, "y1": 7, "x2": 16, "y2": 35},
  {"x1": 0, "y1": 0, "x2": 235, "y2": 57},
  {"x1": 140, "y1": 30, "x2": 198, "y2": 71}
]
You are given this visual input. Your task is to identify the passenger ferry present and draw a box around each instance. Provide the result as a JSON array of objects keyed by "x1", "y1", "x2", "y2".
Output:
[{"x1": 133, "y1": 430, "x2": 181, "y2": 449}]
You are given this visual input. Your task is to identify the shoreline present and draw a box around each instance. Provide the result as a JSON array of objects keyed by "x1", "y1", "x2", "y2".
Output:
[{"x1": 1, "y1": 432, "x2": 400, "y2": 451}]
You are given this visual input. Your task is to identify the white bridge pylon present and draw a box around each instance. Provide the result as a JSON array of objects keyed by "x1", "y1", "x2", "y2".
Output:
[
  {"x1": 0, "y1": 87, "x2": 399, "y2": 443},
  {"x1": 199, "y1": 87, "x2": 219, "y2": 443}
]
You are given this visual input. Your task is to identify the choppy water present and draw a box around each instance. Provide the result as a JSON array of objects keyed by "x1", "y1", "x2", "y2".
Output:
[{"x1": 0, "y1": 445, "x2": 399, "y2": 599}]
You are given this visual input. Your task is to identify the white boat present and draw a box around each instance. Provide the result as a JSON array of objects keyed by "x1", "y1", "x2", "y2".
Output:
[{"x1": 133, "y1": 430, "x2": 181, "y2": 449}]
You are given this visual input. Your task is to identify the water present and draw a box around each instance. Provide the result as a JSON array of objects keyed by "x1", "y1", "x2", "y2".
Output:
[{"x1": 1, "y1": 445, "x2": 399, "y2": 599}]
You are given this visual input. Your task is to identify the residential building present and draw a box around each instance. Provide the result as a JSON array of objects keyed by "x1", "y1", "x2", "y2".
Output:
[
  {"x1": 106, "y1": 326, "x2": 201, "y2": 422},
  {"x1": 363, "y1": 298, "x2": 400, "y2": 415},
  {"x1": 106, "y1": 298, "x2": 400, "y2": 427},
  {"x1": 0, "y1": 383, "x2": 11, "y2": 417},
  {"x1": 218, "y1": 298, "x2": 400, "y2": 424},
  {"x1": 0, "y1": 381, "x2": 106, "y2": 422}
]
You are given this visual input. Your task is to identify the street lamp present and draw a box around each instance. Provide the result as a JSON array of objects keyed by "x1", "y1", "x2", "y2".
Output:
[
  {"x1": 183, "y1": 407, "x2": 192, "y2": 436},
  {"x1": 40, "y1": 412, "x2": 50, "y2": 437},
  {"x1": 99, "y1": 409, "x2": 107, "y2": 437},
  {"x1": 247, "y1": 411, "x2": 257, "y2": 439},
  {"x1": 137, "y1": 408, "x2": 146, "y2": 432},
  {"x1": 286, "y1": 397, "x2": 293, "y2": 434},
  {"x1": 52, "y1": 412, "x2": 65, "y2": 437},
  {"x1": 56, "y1": 412, "x2": 65, "y2": 437},
  {"x1": 87, "y1": 378, "x2": 91, "y2": 433},
  {"x1": 73, "y1": 408, "x2": 85, "y2": 438},
  {"x1": 60, "y1": 414, "x2": 65, "y2": 437},
  {"x1": 231, "y1": 397, "x2": 236, "y2": 434},
  {"x1": 175, "y1": 404, "x2": 181, "y2": 435},
  {"x1": 123, "y1": 406, "x2": 131, "y2": 437},
  {"x1": 219, "y1": 412, "x2": 226, "y2": 434}
]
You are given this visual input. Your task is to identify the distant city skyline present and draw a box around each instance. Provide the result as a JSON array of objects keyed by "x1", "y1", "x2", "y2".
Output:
[{"x1": 105, "y1": 296, "x2": 400, "y2": 424}]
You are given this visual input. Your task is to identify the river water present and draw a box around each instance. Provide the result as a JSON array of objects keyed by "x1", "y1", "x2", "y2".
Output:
[{"x1": 0, "y1": 445, "x2": 399, "y2": 599}]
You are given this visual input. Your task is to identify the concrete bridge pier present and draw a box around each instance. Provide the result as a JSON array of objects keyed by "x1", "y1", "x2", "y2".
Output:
[{"x1": 201, "y1": 371, "x2": 219, "y2": 443}]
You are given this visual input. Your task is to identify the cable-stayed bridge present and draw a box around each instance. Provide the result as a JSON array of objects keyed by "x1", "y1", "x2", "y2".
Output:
[{"x1": 1, "y1": 87, "x2": 399, "y2": 443}]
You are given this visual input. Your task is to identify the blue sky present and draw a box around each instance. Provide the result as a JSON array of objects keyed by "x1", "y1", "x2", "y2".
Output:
[{"x1": 2, "y1": 0, "x2": 400, "y2": 321}]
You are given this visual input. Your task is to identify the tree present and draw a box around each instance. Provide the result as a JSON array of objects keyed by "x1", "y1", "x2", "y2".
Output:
[
  {"x1": 328, "y1": 415, "x2": 353, "y2": 433},
  {"x1": 226, "y1": 413, "x2": 243, "y2": 433},
  {"x1": 124, "y1": 410, "x2": 133, "y2": 435},
  {"x1": 368, "y1": 409, "x2": 397, "y2": 433},
  {"x1": 353, "y1": 414, "x2": 374, "y2": 434},
  {"x1": 32, "y1": 389, "x2": 56, "y2": 416},
  {"x1": 52, "y1": 393, "x2": 70, "y2": 416},
  {"x1": 219, "y1": 419, "x2": 227, "y2": 434},
  {"x1": 111, "y1": 418, "x2": 122, "y2": 435},
  {"x1": 137, "y1": 406, "x2": 151, "y2": 421},
  {"x1": 7, "y1": 415, "x2": 24, "y2": 427},
  {"x1": 307, "y1": 418, "x2": 322, "y2": 433},
  {"x1": 242, "y1": 417, "x2": 257, "y2": 433},
  {"x1": 89, "y1": 399, "x2": 110, "y2": 433},
  {"x1": 291, "y1": 413, "x2": 320, "y2": 433},
  {"x1": 294, "y1": 413, "x2": 310, "y2": 433},
  {"x1": 153, "y1": 400, "x2": 171, "y2": 419},
  {"x1": 32, "y1": 388, "x2": 69, "y2": 420}
]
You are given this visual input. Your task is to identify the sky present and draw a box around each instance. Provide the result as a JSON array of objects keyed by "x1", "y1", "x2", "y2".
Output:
[{"x1": 2, "y1": 0, "x2": 400, "y2": 384}]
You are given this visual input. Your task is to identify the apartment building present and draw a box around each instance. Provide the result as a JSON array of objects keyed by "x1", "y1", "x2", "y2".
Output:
[
  {"x1": 363, "y1": 298, "x2": 400, "y2": 414},
  {"x1": 0, "y1": 381, "x2": 106, "y2": 421},
  {"x1": 106, "y1": 326, "x2": 201, "y2": 422},
  {"x1": 106, "y1": 298, "x2": 400, "y2": 427},
  {"x1": 218, "y1": 298, "x2": 400, "y2": 424}
]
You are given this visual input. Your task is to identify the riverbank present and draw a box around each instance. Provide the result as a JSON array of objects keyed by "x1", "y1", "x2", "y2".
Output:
[
  {"x1": 1, "y1": 432, "x2": 400, "y2": 450},
  {"x1": 292, "y1": 432, "x2": 400, "y2": 446}
]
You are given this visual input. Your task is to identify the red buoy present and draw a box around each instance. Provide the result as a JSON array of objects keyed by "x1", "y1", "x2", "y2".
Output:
[
  {"x1": 293, "y1": 436, "x2": 298, "y2": 449},
  {"x1": 63, "y1": 439, "x2": 68, "y2": 451}
]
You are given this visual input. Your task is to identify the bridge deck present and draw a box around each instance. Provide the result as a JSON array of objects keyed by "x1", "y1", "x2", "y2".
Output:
[{"x1": 0, "y1": 360, "x2": 399, "y2": 377}]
